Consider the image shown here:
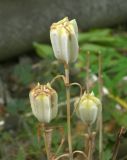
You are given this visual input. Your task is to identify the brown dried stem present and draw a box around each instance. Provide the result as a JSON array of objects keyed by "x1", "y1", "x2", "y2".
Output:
[
  {"x1": 69, "y1": 82, "x2": 83, "y2": 97},
  {"x1": 86, "y1": 51, "x2": 90, "y2": 93},
  {"x1": 64, "y1": 63, "x2": 73, "y2": 160},
  {"x1": 50, "y1": 75, "x2": 66, "y2": 85},
  {"x1": 69, "y1": 82, "x2": 83, "y2": 117},
  {"x1": 98, "y1": 53, "x2": 103, "y2": 160},
  {"x1": 73, "y1": 150, "x2": 88, "y2": 159},
  {"x1": 112, "y1": 127, "x2": 126, "y2": 160},
  {"x1": 55, "y1": 127, "x2": 65, "y2": 156},
  {"x1": 84, "y1": 125, "x2": 96, "y2": 160},
  {"x1": 54, "y1": 153, "x2": 69, "y2": 160},
  {"x1": 43, "y1": 124, "x2": 53, "y2": 160}
]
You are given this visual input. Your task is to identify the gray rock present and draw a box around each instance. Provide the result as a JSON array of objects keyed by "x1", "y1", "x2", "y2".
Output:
[{"x1": 0, "y1": 0, "x2": 127, "y2": 61}]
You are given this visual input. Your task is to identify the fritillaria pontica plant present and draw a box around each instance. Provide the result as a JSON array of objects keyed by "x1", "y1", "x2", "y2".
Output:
[{"x1": 29, "y1": 17, "x2": 103, "y2": 160}]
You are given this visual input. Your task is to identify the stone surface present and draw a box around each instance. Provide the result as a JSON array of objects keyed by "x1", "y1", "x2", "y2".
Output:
[{"x1": 0, "y1": 0, "x2": 127, "y2": 60}]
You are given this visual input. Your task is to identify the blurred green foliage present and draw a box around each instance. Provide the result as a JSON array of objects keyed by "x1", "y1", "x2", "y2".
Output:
[{"x1": 13, "y1": 63, "x2": 34, "y2": 86}]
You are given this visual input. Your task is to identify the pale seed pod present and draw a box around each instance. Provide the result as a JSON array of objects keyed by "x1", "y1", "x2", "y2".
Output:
[
  {"x1": 75, "y1": 92, "x2": 101, "y2": 125},
  {"x1": 29, "y1": 83, "x2": 58, "y2": 123},
  {"x1": 50, "y1": 17, "x2": 79, "y2": 64}
]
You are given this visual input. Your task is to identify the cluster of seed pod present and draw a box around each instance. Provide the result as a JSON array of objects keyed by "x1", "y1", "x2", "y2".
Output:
[{"x1": 29, "y1": 17, "x2": 101, "y2": 128}]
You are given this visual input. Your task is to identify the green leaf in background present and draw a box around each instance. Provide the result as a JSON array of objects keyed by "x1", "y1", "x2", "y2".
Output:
[
  {"x1": 112, "y1": 110, "x2": 127, "y2": 127},
  {"x1": 13, "y1": 63, "x2": 34, "y2": 85},
  {"x1": 7, "y1": 99, "x2": 27, "y2": 114},
  {"x1": 103, "y1": 73, "x2": 114, "y2": 90},
  {"x1": 80, "y1": 43, "x2": 120, "y2": 55},
  {"x1": 79, "y1": 29, "x2": 111, "y2": 43},
  {"x1": 103, "y1": 149, "x2": 112, "y2": 160},
  {"x1": 33, "y1": 42, "x2": 54, "y2": 59},
  {"x1": 16, "y1": 147, "x2": 26, "y2": 160},
  {"x1": 79, "y1": 29, "x2": 127, "y2": 49},
  {"x1": 78, "y1": 41, "x2": 127, "y2": 93}
]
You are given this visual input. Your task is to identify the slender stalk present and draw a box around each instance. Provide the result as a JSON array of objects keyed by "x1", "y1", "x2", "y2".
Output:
[
  {"x1": 84, "y1": 133, "x2": 89, "y2": 157},
  {"x1": 86, "y1": 51, "x2": 90, "y2": 93},
  {"x1": 73, "y1": 150, "x2": 88, "y2": 159},
  {"x1": 85, "y1": 126, "x2": 96, "y2": 160},
  {"x1": 55, "y1": 153, "x2": 69, "y2": 160},
  {"x1": 98, "y1": 109, "x2": 103, "y2": 160},
  {"x1": 55, "y1": 126, "x2": 65, "y2": 156},
  {"x1": 87, "y1": 125, "x2": 92, "y2": 160},
  {"x1": 112, "y1": 127, "x2": 126, "y2": 160},
  {"x1": 50, "y1": 75, "x2": 66, "y2": 85},
  {"x1": 98, "y1": 53, "x2": 103, "y2": 160},
  {"x1": 55, "y1": 137, "x2": 65, "y2": 156},
  {"x1": 69, "y1": 82, "x2": 83, "y2": 97},
  {"x1": 69, "y1": 82, "x2": 83, "y2": 117},
  {"x1": 64, "y1": 64, "x2": 73, "y2": 160},
  {"x1": 91, "y1": 132, "x2": 96, "y2": 160},
  {"x1": 43, "y1": 125, "x2": 53, "y2": 160}
]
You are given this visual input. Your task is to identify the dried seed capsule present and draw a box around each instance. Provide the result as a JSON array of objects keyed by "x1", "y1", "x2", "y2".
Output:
[
  {"x1": 29, "y1": 83, "x2": 58, "y2": 123},
  {"x1": 75, "y1": 92, "x2": 101, "y2": 125},
  {"x1": 50, "y1": 17, "x2": 79, "y2": 64}
]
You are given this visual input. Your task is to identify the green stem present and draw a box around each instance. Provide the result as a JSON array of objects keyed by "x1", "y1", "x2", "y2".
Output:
[{"x1": 64, "y1": 64, "x2": 73, "y2": 160}]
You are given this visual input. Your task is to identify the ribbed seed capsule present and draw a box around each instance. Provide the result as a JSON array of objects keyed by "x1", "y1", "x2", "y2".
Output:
[
  {"x1": 50, "y1": 17, "x2": 79, "y2": 64},
  {"x1": 75, "y1": 92, "x2": 101, "y2": 125},
  {"x1": 29, "y1": 83, "x2": 58, "y2": 123}
]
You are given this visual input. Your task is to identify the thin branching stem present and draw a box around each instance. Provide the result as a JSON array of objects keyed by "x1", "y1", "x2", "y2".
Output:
[
  {"x1": 69, "y1": 82, "x2": 83, "y2": 117},
  {"x1": 87, "y1": 125, "x2": 92, "y2": 160},
  {"x1": 50, "y1": 75, "x2": 66, "y2": 85},
  {"x1": 54, "y1": 153, "x2": 69, "y2": 160},
  {"x1": 112, "y1": 127, "x2": 126, "y2": 160},
  {"x1": 69, "y1": 82, "x2": 83, "y2": 97},
  {"x1": 86, "y1": 51, "x2": 90, "y2": 93},
  {"x1": 73, "y1": 150, "x2": 88, "y2": 159},
  {"x1": 54, "y1": 127, "x2": 65, "y2": 156},
  {"x1": 98, "y1": 53, "x2": 103, "y2": 160},
  {"x1": 85, "y1": 126, "x2": 96, "y2": 160},
  {"x1": 43, "y1": 124, "x2": 53, "y2": 160},
  {"x1": 55, "y1": 137, "x2": 65, "y2": 156},
  {"x1": 64, "y1": 63, "x2": 73, "y2": 160}
]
